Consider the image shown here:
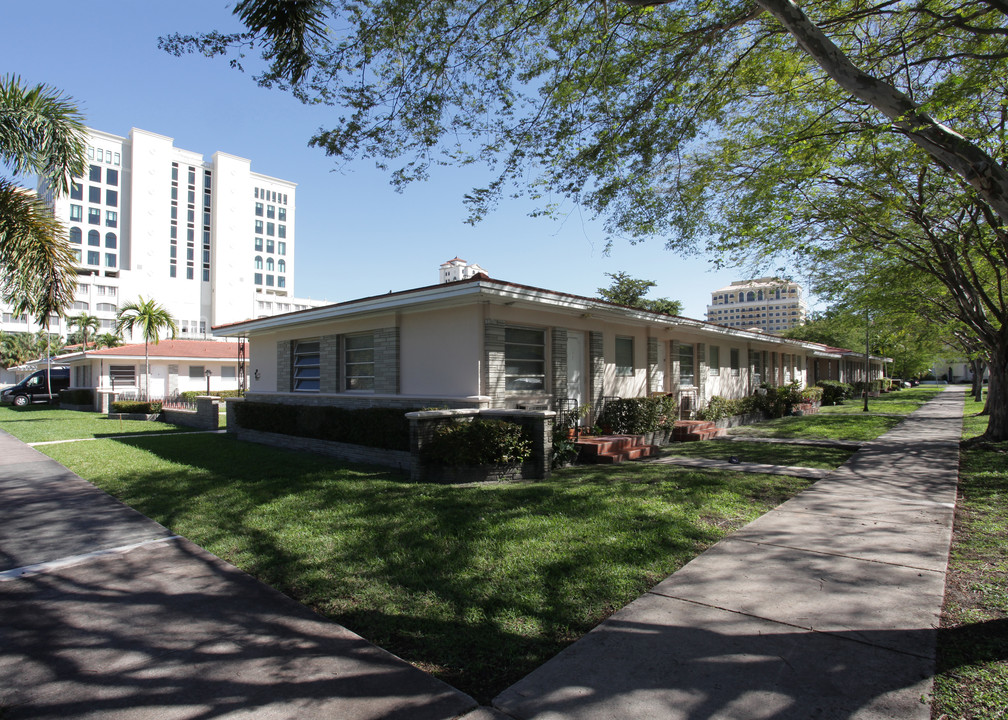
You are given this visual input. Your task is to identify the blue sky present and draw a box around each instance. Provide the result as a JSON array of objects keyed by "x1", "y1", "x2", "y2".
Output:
[{"x1": 2, "y1": 0, "x2": 801, "y2": 320}]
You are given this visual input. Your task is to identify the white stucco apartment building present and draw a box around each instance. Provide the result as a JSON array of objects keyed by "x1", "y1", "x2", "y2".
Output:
[{"x1": 1, "y1": 127, "x2": 324, "y2": 340}]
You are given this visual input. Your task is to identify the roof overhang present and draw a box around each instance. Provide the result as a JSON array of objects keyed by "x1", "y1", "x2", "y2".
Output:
[{"x1": 212, "y1": 277, "x2": 841, "y2": 356}]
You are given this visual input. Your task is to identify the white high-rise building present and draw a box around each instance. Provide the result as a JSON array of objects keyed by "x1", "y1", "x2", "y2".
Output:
[
  {"x1": 2, "y1": 127, "x2": 324, "y2": 341},
  {"x1": 706, "y1": 277, "x2": 808, "y2": 334}
]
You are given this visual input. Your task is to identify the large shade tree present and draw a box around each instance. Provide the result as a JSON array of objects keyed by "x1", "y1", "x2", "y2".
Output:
[
  {"x1": 164, "y1": 1, "x2": 1008, "y2": 437},
  {"x1": 115, "y1": 297, "x2": 178, "y2": 399}
]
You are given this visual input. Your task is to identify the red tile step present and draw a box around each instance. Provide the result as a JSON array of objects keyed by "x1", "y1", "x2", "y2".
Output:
[
  {"x1": 673, "y1": 420, "x2": 726, "y2": 443},
  {"x1": 575, "y1": 435, "x2": 659, "y2": 464}
]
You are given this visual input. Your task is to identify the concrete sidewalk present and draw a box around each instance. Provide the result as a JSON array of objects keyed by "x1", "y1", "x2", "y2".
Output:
[
  {"x1": 0, "y1": 432, "x2": 478, "y2": 720},
  {"x1": 494, "y1": 387, "x2": 964, "y2": 719},
  {"x1": 1, "y1": 388, "x2": 964, "y2": 719}
]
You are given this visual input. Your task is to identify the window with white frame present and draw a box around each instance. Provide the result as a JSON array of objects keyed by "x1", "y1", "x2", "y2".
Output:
[
  {"x1": 504, "y1": 326, "x2": 545, "y2": 391},
  {"x1": 615, "y1": 336, "x2": 634, "y2": 377},
  {"x1": 344, "y1": 333, "x2": 375, "y2": 391},
  {"x1": 709, "y1": 345, "x2": 720, "y2": 376},
  {"x1": 293, "y1": 340, "x2": 321, "y2": 392}
]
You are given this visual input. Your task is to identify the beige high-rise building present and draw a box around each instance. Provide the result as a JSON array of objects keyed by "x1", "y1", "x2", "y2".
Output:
[{"x1": 706, "y1": 277, "x2": 807, "y2": 334}]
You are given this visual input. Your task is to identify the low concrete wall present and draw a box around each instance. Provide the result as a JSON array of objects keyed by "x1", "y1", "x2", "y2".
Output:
[
  {"x1": 224, "y1": 398, "x2": 554, "y2": 482},
  {"x1": 233, "y1": 428, "x2": 412, "y2": 472},
  {"x1": 713, "y1": 411, "x2": 768, "y2": 430},
  {"x1": 162, "y1": 396, "x2": 220, "y2": 430}
]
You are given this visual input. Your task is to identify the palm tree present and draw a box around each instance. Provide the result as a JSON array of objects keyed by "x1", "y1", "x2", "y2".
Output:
[
  {"x1": 115, "y1": 297, "x2": 178, "y2": 399},
  {"x1": 93, "y1": 332, "x2": 123, "y2": 350},
  {"x1": 68, "y1": 312, "x2": 100, "y2": 348},
  {"x1": 0, "y1": 75, "x2": 87, "y2": 326}
]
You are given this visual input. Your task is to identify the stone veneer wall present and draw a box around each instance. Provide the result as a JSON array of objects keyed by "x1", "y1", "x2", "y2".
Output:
[
  {"x1": 551, "y1": 328, "x2": 567, "y2": 399},
  {"x1": 589, "y1": 331, "x2": 604, "y2": 412}
]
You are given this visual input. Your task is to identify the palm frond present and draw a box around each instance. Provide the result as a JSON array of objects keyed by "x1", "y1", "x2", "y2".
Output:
[
  {"x1": 0, "y1": 74, "x2": 87, "y2": 194},
  {"x1": 0, "y1": 180, "x2": 77, "y2": 322}
]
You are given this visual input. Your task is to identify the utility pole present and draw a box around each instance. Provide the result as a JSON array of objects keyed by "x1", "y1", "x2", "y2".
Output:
[{"x1": 863, "y1": 307, "x2": 870, "y2": 413}]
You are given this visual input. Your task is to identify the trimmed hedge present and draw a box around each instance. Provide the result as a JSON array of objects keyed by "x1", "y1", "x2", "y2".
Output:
[
  {"x1": 232, "y1": 401, "x2": 415, "y2": 451},
  {"x1": 179, "y1": 389, "x2": 244, "y2": 401},
  {"x1": 112, "y1": 400, "x2": 163, "y2": 414},
  {"x1": 422, "y1": 419, "x2": 532, "y2": 467},
  {"x1": 60, "y1": 388, "x2": 95, "y2": 405}
]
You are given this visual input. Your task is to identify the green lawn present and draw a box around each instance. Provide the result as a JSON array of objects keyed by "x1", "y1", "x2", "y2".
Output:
[
  {"x1": 726, "y1": 413, "x2": 904, "y2": 441},
  {"x1": 932, "y1": 408, "x2": 1008, "y2": 720},
  {"x1": 658, "y1": 440, "x2": 854, "y2": 469},
  {"x1": 0, "y1": 405, "x2": 192, "y2": 443},
  {"x1": 817, "y1": 386, "x2": 943, "y2": 416},
  {"x1": 29, "y1": 430, "x2": 812, "y2": 703}
]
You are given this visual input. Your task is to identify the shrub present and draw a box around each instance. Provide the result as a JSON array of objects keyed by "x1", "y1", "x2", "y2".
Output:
[
  {"x1": 60, "y1": 388, "x2": 94, "y2": 405},
  {"x1": 422, "y1": 419, "x2": 532, "y2": 467},
  {"x1": 698, "y1": 395, "x2": 744, "y2": 422},
  {"x1": 232, "y1": 402, "x2": 415, "y2": 451},
  {"x1": 817, "y1": 380, "x2": 852, "y2": 406},
  {"x1": 800, "y1": 386, "x2": 823, "y2": 404},
  {"x1": 112, "y1": 400, "x2": 162, "y2": 414},
  {"x1": 598, "y1": 396, "x2": 667, "y2": 434}
]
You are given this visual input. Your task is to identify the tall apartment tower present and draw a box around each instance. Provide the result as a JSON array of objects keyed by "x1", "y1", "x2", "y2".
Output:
[
  {"x1": 3, "y1": 127, "x2": 320, "y2": 340},
  {"x1": 706, "y1": 277, "x2": 808, "y2": 334}
]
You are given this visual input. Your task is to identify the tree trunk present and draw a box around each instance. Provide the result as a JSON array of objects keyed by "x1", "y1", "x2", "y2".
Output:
[
  {"x1": 756, "y1": 0, "x2": 1008, "y2": 223},
  {"x1": 970, "y1": 358, "x2": 986, "y2": 403},
  {"x1": 983, "y1": 346, "x2": 1007, "y2": 441}
]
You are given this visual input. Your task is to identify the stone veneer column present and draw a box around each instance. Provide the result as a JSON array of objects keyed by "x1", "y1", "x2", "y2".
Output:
[
  {"x1": 320, "y1": 334, "x2": 340, "y2": 394},
  {"x1": 276, "y1": 340, "x2": 293, "y2": 392},
  {"x1": 589, "y1": 331, "x2": 604, "y2": 410},
  {"x1": 551, "y1": 328, "x2": 567, "y2": 399},
  {"x1": 484, "y1": 319, "x2": 507, "y2": 404},
  {"x1": 647, "y1": 337, "x2": 658, "y2": 394},
  {"x1": 374, "y1": 327, "x2": 400, "y2": 394}
]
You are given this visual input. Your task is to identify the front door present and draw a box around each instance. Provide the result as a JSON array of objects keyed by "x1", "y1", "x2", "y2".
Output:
[{"x1": 566, "y1": 331, "x2": 586, "y2": 416}]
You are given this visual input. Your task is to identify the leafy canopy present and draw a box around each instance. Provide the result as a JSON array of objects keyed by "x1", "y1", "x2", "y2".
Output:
[{"x1": 596, "y1": 271, "x2": 682, "y2": 315}]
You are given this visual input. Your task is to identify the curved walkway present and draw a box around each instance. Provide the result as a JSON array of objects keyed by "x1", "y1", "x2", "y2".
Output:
[{"x1": 0, "y1": 388, "x2": 964, "y2": 719}]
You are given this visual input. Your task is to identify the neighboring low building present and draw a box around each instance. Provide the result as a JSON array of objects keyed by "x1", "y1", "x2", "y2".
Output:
[
  {"x1": 43, "y1": 339, "x2": 245, "y2": 408},
  {"x1": 706, "y1": 277, "x2": 808, "y2": 334},
  {"x1": 213, "y1": 275, "x2": 886, "y2": 422}
]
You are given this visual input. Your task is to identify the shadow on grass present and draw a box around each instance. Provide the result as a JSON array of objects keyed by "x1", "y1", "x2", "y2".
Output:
[{"x1": 82, "y1": 432, "x2": 803, "y2": 703}]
